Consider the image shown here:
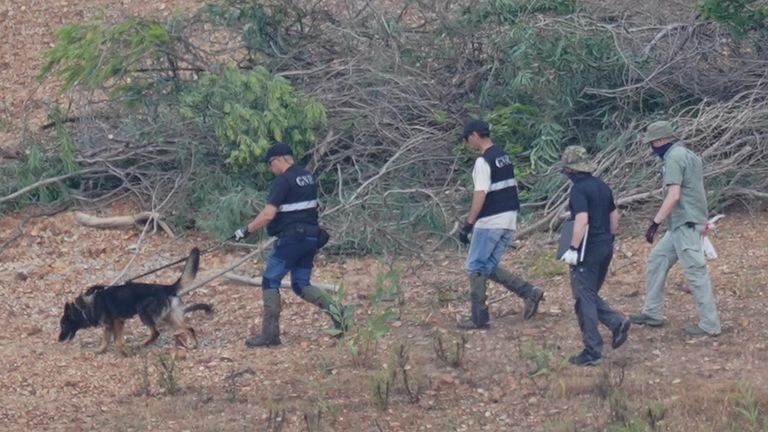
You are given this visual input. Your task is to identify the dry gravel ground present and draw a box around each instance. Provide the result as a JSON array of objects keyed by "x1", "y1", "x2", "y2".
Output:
[
  {"x1": 1, "y1": 206, "x2": 767, "y2": 431},
  {"x1": 2, "y1": 0, "x2": 767, "y2": 431}
]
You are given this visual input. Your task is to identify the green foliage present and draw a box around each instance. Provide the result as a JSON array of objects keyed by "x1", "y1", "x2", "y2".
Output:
[
  {"x1": 173, "y1": 168, "x2": 266, "y2": 239},
  {"x1": 466, "y1": 0, "x2": 579, "y2": 26},
  {"x1": 38, "y1": 18, "x2": 172, "y2": 94},
  {"x1": 453, "y1": 6, "x2": 631, "y2": 183},
  {"x1": 17, "y1": 143, "x2": 67, "y2": 205},
  {"x1": 200, "y1": 1, "x2": 288, "y2": 55},
  {"x1": 48, "y1": 105, "x2": 80, "y2": 175},
  {"x1": 491, "y1": 22, "x2": 627, "y2": 124},
  {"x1": 179, "y1": 65, "x2": 326, "y2": 172},
  {"x1": 323, "y1": 286, "x2": 355, "y2": 339},
  {"x1": 699, "y1": 0, "x2": 768, "y2": 37},
  {"x1": 485, "y1": 104, "x2": 537, "y2": 158}
]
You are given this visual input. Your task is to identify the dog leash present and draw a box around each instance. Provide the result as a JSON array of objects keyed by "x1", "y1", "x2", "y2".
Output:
[{"x1": 126, "y1": 236, "x2": 234, "y2": 282}]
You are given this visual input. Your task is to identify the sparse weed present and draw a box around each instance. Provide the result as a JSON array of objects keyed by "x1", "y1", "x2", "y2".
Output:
[
  {"x1": 519, "y1": 339, "x2": 559, "y2": 378},
  {"x1": 341, "y1": 268, "x2": 401, "y2": 368},
  {"x1": 264, "y1": 407, "x2": 286, "y2": 432},
  {"x1": 370, "y1": 367, "x2": 395, "y2": 410},
  {"x1": 303, "y1": 408, "x2": 323, "y2": 432},
  {"x1": 392, "y1": 343, "x2": 423, "y2": 404},
  {"x1": 224, "y1": 368, "x2": 255, "y2": 403},
  {"x1": 433, "y1": 331, "x2": 468, "y2": 368},
  {"x1": 134, "y1": 352, "x2": 151, "y2": 396},
  {"x1": 435, "y1": 284, "x2": 454, "y2": 307},
  {"x1": 527, "y1": 251, "x2": 568, "y2": 278},
  {"x1": 156, "y1": 352, "x2": 179, "y2": 396},
  {"x1": 644, "y1": 401, "x2": 667, "y2": 432},
  {"x1": 728, "y1": 384, "x2": 768, "y2": 432},
  {"x1": 595, "y1": 361, "x2": 667, "y2": 432},
  {"x1": 595, "y1": 362, "x2": 629, "y2": 424}
]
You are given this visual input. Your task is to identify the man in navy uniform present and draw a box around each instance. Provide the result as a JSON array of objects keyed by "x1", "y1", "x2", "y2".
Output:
[
  {"x1": 559, "y1": 145, "x2": 630, "y2": 366},
  {"x1": 234, "y1": 142, "x2": 343, "y2": 347},
  {"x1": 457, "y1": 119, "x2": 545, "y2": 330}
]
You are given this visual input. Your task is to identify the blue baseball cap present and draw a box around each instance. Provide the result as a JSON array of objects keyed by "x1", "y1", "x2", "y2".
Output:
[
  {"x1": 461, "y1": 119, "x2": 490, "y2": 140},
  {"x1": 261, "y1": 142, "x2": 293, "y2": 163}
]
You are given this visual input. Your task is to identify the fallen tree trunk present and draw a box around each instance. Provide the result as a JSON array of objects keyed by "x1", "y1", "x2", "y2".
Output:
[{"x1": 73, "y1": 211, "x2": 174, "y2": 237}]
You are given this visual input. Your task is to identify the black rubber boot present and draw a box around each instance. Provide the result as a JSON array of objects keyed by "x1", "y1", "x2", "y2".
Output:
[
  {"x1": 301, "y1": 285, "x2": 349, "y2": 335},
  {"x1": 245, "y1": 289, "x2": 282, "y2": 347},
  {"x1": 457, "y1": 273, "x2": 490, "y2": 330},
  {"x1": 489, "y1": 267, "x2": 544, "y2": 319}
]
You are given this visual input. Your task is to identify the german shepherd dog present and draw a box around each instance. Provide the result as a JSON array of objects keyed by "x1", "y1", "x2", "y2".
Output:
[{"x1": 58, "y1": 248, "x2": 212, "y2": 355}]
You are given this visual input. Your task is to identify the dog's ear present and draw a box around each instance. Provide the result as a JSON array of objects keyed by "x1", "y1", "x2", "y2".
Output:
[{"x1": 64, "y1": 302, "x2": 72, "y2": 313}]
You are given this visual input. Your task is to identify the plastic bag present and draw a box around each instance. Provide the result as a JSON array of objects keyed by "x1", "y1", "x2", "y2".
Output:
[
  {"x1": 701, "y1": 214, "x2": 725, "y2": 260},
  {"x1": 701, "y1": 235, "x2": 717, "y2": 259}
]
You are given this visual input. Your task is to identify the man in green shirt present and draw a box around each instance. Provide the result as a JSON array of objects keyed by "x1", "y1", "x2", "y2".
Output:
[{"x1": 629, "y1": 121, "x2": 722, "y2": 337}]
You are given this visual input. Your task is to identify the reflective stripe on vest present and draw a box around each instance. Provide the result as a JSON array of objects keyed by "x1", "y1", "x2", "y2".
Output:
[
  {"x1": 488, "y1": 178, "x2": 517, "y2": 192},
  {"x1": 278, "y1": 199, "x2": 318, "y2": 212}
]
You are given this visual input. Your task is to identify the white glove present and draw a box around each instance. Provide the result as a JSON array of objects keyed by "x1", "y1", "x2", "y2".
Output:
[
  {"x1": 560, "y1": 249, "x2": 579, "y2": 266},
  {"x1": 233, "y1": 226, "x2": 249, "y2": 242}
]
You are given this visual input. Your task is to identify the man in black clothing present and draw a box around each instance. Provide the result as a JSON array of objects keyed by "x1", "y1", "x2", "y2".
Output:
[
  {"x1": 559, "y1": 146, "x2": 630, "y2": 366},
  {"x1": 233, "y1": 142, "x2": 343, "y2": 347}
]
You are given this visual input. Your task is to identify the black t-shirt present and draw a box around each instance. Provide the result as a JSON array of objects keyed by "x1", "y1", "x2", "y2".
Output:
[
  {"x1": 568, "y1": 173, "x2": 616, "y2": 245},
  {"x1": 266, "y1": 164, "x2": 319, "y2": 237}
]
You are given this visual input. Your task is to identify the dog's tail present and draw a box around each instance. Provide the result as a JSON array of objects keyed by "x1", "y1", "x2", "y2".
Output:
[
  {"x1": 184, "y1": 303, "x2": 213, "y2": 314},
  {"x1": 174, "y1": 247, "x2": 200, "y2": 292}
]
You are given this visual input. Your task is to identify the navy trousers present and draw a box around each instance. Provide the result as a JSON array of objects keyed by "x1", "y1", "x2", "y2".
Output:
[
  {"x1": 570, "y1": 240, "x2": 623, "y2": 356},
  {"x1": 262, "y1": 235, "x2": 319, "y2": 295}
]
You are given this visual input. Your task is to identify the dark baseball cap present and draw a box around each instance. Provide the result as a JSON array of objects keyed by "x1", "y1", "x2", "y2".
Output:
[
  {"x1": 261, "y1": 142, "x2": 293, "y2": 163},
  {"x1": 461, "y1": 119, "x2": 490, "y2": 140}
]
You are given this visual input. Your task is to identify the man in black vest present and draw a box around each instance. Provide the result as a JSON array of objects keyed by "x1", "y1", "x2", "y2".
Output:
[
  {"x1": 457, "y1": 119, "x2": 545, "y2": 330},
  {"x1": 558, "y1": 145, "x2": 630, "y2": 366},
  {"x1": 233, "y1": 142, "x2": 344, "y2": 347}
]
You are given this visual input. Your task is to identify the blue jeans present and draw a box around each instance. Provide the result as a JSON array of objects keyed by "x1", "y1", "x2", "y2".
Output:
[
  {"x1": 466, "y1": 228, "x2": 513, "y2": 275},
  {"x1": 262, "y1": 235, "x2": 319, "y2": 295}
]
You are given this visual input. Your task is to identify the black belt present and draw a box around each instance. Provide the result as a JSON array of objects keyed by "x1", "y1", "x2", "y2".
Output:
[{"x1": 279, "y1": 224, "x2": 320, "y2": 238}]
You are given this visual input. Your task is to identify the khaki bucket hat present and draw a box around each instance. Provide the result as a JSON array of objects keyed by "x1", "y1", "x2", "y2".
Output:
[
  {"x1": 561, "y1": 145, "x2": 596, "y2": 173},
  {"x1": 642, "y1": 121, "x2": 677, "y2": 144}
]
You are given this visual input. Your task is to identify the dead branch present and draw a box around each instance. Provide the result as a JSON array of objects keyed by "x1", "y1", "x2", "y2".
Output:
[
  {"x1": 0, "y1": 169, "x2": 100, "y2": 204},
  {"x1": 73, "y1": 211, "x2": 175, "y2": 237},
  {"x1": 199, "y1": 270, "x2": 339, "y2": 291}
]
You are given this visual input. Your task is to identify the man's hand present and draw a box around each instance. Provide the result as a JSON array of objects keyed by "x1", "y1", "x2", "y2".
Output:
[
  {"x1": 459, "y1": 222, "x2": 474, "y2": 245},
  {"x1": 234, "y1": 226, "x2": 249, "y2": 242},
  {"x1": 560, "y1": 246, "x2": 579, "y2": 266},
  {"x1": 645, "y1": 220, "x2": 660, "y2": 244}
]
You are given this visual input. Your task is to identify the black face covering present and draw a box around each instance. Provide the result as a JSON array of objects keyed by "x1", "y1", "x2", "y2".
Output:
[
  {"x1": 652, "y1": 140, "x2": 676, "y2": 159},
  {"x1": 565, "y1": 171, "x2": 591, "y2": 182}
]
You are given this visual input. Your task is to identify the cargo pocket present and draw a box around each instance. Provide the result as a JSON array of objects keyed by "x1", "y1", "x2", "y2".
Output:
[{"x1": 677, "y1": 225, "x2": 706, "y2": 270}]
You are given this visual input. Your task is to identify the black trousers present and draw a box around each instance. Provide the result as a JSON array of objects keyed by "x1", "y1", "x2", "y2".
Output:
[{"x1": 570, "y1": 239, "x2": 623, "y2": 356}]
